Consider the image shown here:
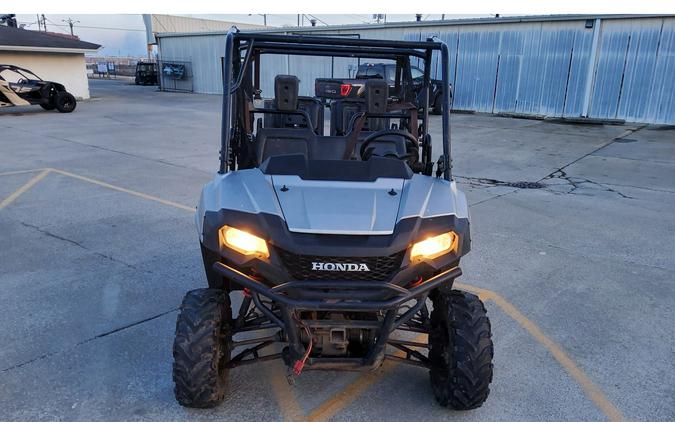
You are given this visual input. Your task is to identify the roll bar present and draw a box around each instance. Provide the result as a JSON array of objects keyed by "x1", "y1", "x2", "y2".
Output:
[{"x1": 219, "y1": 30, "x2": 453, "y2": 181}]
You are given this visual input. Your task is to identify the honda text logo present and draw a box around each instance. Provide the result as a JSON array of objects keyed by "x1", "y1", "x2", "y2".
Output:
[{"x1": 311, "y1": 262, "x2": 370, "y2": 272}]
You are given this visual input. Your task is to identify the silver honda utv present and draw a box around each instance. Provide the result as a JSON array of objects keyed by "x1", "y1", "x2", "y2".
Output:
[{"x1": 173, "y1": 31, "x2": 493, "y2": 410}]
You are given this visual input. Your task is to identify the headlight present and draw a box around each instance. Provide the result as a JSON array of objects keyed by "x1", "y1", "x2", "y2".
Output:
[
  {"x1": 410, "y1": 232, "x2": 456, "y2": 260},
  {"x1": 219, "y1": 225, "x2": 269, "y2": 258}
]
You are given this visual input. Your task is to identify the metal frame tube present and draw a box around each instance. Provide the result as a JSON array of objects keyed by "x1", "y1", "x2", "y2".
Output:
[
  {"x1": 437, "y1": 37, "x2": 452, "y2": 180},
  {"x1": 212, "y1": 262, "x2": 461, "y2": 311},
  {"x1": 236, "y1": 33, "x2": 442, "y2": 50},
  {"x1": 219, "y1": 30, "x2": 235, "y2": 174}
]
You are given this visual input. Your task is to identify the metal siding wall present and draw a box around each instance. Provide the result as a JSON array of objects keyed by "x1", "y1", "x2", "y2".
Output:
[
  {"x1": 289, "y1": 55, "x2": 332, "y2": 96},
  {"x1": 493, "y1": 28, "x2": 525, "y2": 113},
  {"x1": 157, "y1": 16, "x2": 675, "y2": 123},
  {"x1": 259, "y1": 54, "x2": 288, "y2": 97},
  {"x1": 535, "y1": 24, "x2": 577, "y2": 116},
  {"x1": 438, "y1": 31, "x2": 460, "y2": 90},
  {"x1": 589, "y1": 24, "x2": 632, "y2": 119},
  {"x1": 454, "y1": 29, "x2": 500, "y2": 112},
  {"x1": 617, "y1": 21, "x2": 663, "y2": 121},
  {"x1": 159, "y1": 35, "x2": 226, "y2": 94},
  {"x1": 649, "y1": 20, "x2": 675, "y2": 123},
  {"x1": 563, "y1": 27, "x2": 594, "y2": 117},
  {"x1": 588, "y1": 18, "x2": 675, "y2": 123}
]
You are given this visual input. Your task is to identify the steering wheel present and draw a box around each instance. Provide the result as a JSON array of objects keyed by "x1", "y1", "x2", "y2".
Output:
[{"x1": 360, "y1": 129, "x2": 419, "y2": 161}]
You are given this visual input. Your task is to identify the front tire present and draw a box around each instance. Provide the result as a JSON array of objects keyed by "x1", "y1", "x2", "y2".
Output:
[
  {"x1": 429, "y1": 290, "x2": 493, "y2": 410},
  {"x1": 55, "y1": 91, "x2": 76, "y2": 113},
  {"x1": 172, "y1": 288, "x2": 233, "y2": 408}
]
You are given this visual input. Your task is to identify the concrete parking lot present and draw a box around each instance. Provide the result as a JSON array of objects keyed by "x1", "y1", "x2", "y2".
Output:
[{"x1": 1, "y1": 79, "x2": 674, "y2": 422}]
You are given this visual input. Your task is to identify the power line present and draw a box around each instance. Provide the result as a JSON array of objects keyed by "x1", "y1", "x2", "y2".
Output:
[
  {"x1": 19, "y1": 20, "x2": 144, "y2": 32},
  {"x1": 53, "y1": 23, "x2": 144, "y2": 32},
  {"x1": 44, "y1": 17, "x2": 71, "y2": 34}
]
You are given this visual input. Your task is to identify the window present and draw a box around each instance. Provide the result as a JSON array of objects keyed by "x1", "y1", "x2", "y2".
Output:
[{"x1": 411, "y1": 67, "x2": 424, "y2": 80}]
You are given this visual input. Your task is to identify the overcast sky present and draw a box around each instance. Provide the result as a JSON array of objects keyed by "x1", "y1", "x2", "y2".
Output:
[{"x1": 15, "y1": 14, "x2": 491, "y2": 56}]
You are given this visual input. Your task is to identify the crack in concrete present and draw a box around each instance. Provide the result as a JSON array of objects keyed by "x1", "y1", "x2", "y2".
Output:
[
  {"x1": 461, "y1": 125, "x2": 648, "y2": 201},
  {"x1": 0, "y1": 308, "x2": 178, "y2": 373},
  {"x1": 541, "y1": 169, "x2": 634, "y2": 199},
  {"x1": 20, "y1": 222, "x2": 138, "y2": 270},
  {"x1": 457, "y1": 175, "x2": 545, "y2": 189},
  {"x1": 603, "y1": 182, "x2": 675, "y2": 195},
  {"x1": 457, "y1": 172, "x2": 632, "y2": 200}
]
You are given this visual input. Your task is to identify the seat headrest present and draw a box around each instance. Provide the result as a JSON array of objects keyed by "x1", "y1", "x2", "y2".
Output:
[
  {"x1": 365, "y1": 79, "x2": 388, "y2": 114},
  {"x1": 274, "y1": 75, "x2": 300, "y2": 111}
]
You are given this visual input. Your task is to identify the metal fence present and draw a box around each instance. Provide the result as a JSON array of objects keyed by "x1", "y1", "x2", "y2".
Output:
[
  {"x1": 157, "y1": 16, "x2": 675, "y2": 124},
  {"x1": 158, "y1": 59, "x2": 193, "y2": 92}
]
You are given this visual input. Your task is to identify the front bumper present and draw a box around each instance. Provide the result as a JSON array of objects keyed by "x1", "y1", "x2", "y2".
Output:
[
  {"x1": 216, "y1": 261, "x2": 461, "y2": 370},
  {"x1": 213, "y1": 261, "x2": 461, "y2": 312}
]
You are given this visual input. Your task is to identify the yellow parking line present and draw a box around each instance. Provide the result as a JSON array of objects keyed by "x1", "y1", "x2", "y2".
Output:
[
  {"x1": 307, "y1": 283, "x2": 625, "y2": 422},
  {"x1": 0, "y1": 168, "x2": 48, "y2": 177},
  {"x1": 0, "y1": 169, "x2": 50, "y2": 210},
  {"x1": 0, "y1": 166, "x2": 625, "y2": 421},
  {"x1": 305, "y1": 368, "x2": 390, "y2": 422},
  {"x1": 305, "y1": 334, "x2": 427, "y2": 422},
  {"x1": 455, "y1": 282, "x2": 626, "y2": 422},
  {"x1": 268, "y1": 364, "x2": 306, "y2": 422},
  {"x1": 48, "y1": 168, "x2": 195, "y2": 213}
]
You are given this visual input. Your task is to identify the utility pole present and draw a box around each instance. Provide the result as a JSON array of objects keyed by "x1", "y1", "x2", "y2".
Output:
[
  {"x1": 62, "y1": 17, "x2": 79, "y2": 36},
  {"x1": 41, "y1": 14, "x2": 47, "y2": 31}
]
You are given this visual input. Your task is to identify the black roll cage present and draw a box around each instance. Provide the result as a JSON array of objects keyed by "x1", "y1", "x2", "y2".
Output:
[
  {"x1": 219, "y1": 31, "x2": 453, "y2": 181},
  {"x1": 0, "y1": 64, "x2": 42, "y2": 82}
]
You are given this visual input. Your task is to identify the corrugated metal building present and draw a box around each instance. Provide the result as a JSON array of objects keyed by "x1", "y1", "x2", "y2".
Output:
[{"x1": 156, "y1": 15, "x2": 675, "y2": 124}]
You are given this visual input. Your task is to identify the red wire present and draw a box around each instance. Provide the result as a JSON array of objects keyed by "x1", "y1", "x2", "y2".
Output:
[{"x1": 292, "y1": 316, "x2": 313, "y2": 375}]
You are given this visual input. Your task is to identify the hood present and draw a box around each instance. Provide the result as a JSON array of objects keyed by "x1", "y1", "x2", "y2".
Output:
[{"x1": 271, "y1": 175, "x2": 404, "y2": 235}]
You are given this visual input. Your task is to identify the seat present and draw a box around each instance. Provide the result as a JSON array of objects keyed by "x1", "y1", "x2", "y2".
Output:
[
  {"x1": 264, "y1": 97, "x2": 324, "y2": 134},
  {"x1": 329, "y1": 99, "x2": 365, "y2": 136},
  {"x1": 329, "y1": 79, "x2": 389, "y2": 136},
  {"x1": 254, "y1": 78, "x2": 405, "y2": 165},
  {"x1": 255, "y1": 128, "x2": 316, "y2": 165},
  {"x1": 262, "y1": 75, "x2": 324, "y2": 134}
]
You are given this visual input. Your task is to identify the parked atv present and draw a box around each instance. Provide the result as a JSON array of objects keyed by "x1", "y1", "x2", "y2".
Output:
[
  {"x1": 173, "y1": 31, "x2": 494, "y2": 411},
  {"x1": 0, "y1": 65, "x2": 76, "y2": 112},
  {"x1": 134, "y1": 61, "x2": 158, "y2": 85}
]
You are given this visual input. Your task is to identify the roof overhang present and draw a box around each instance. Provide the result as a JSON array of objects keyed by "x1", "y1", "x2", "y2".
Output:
[{"x1": 0, "y1": 45, "x2": 100, "y2": 54}]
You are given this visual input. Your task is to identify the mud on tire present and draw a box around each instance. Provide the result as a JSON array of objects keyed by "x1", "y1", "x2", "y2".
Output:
[
  {"x1": 429, "y1": 290, "x2": 493, "y2": 410},
  {"x1": 172, "y1": 288, "x2": 233, "y2": 408}
]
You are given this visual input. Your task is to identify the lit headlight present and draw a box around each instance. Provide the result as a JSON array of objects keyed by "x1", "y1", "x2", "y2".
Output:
[
  {"x1": 219, "y1": 225, "x2": 269, "y2": 258},
  {"x1": 410, "y1": 232, "x2": 456, "y2": 260}
]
